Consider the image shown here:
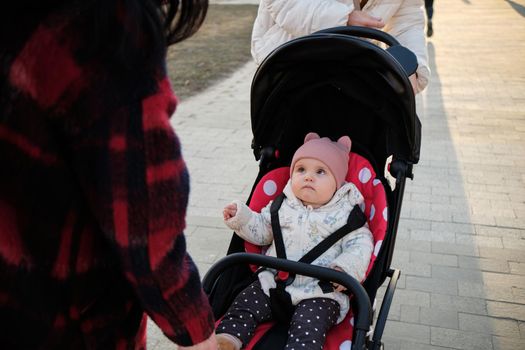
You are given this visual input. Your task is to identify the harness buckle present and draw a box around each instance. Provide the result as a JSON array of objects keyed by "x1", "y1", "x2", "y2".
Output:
[{"x1": 275, "y1": 270, "x2": 295, "y2": 286}]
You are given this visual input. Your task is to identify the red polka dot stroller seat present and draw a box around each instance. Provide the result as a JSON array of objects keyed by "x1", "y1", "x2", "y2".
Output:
[
  {"x1": 242, "y1": 153, "x2": 387, "y2": 350},
  {"x1": 203, "y1": 26, "x2": 421, "y2": 350}
]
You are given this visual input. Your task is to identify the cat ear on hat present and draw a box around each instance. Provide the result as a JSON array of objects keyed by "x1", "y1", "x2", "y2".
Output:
[
  {"x1": 337, "y1": 136, "x2": 352, "y2": 153},
  {"x1": 304, "y1": 132, "x2": 320, "y2": 143}
]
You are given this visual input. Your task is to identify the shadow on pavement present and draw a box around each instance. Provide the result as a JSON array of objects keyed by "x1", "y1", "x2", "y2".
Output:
[
  {"x1": 505, "y1": 0, "x2": 525, "y2": 17},
  {"x1": 378, "y1": 38, "x2": 491, "y2": 348}
]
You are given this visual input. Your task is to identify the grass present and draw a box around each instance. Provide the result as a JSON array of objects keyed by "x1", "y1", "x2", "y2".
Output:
[{"x1": 166, "y1": 4, "x2": 258, "y2": 100}]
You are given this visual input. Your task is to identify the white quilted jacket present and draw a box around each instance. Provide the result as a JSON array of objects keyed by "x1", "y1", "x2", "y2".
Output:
[
  {"x1": 251, "y1": 0, "x2": 430, "y2": 92},
  {"x1": 225, "y1": 181, "x2": 374, "y2": 323}
]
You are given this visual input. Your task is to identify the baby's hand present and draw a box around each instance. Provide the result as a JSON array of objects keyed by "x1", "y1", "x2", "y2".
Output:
[
  {"x1": 223, "y1": 203, "x2": 238, "y2": 220},
  {"x1": 331, "y1": 266, "x2": 348, "y2": 292}
]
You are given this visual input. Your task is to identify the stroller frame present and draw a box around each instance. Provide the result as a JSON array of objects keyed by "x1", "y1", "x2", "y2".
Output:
[{"x1": 203, "y1": 26, "x2": 420, "y2": 350}]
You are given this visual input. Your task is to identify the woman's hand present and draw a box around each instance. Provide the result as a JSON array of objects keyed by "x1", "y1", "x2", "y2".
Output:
[
  {"x1": 178, "y1": 333, "x2": 217, "y2": 350},
  {"x1": 347, "y1": 10, "x2": 385, "y2": 28},
  {"x1": 223, "y1": 203, "x2": 238, "y2": 220}
]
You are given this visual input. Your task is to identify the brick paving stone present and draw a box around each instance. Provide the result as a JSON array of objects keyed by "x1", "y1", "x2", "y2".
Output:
[
  {"x1": 390, "y1": 289, "x2": 431, "y2": 309},
  {"x1": 502, "y1": 237, "x2": 525, "y2": 250},
  {"x1": 432, "y1": 266, "x2": 484, "y2": 284},
  {"x1": 411, "y1": 229, "x2": 456, "y2": 243},
  {"x1": 400, "y1": 343, "x2": 453, "y2": 350},
  {"x1": 419, "y1": 307, "x2": 459, "y2": 329},
  {"x1": 476, "y1": 225, "x2": 525, "y2": 239},
  {"x1": 509, "y1": 262, "x2": 525, "y2": 275},
  {"x1": 430, "y1": 294, "x2": 487, "y2": 316},
  {"x1": 397, "y1": 238, "x2": 432, "y2": 253},
  {"x1": 458, "y1": 314, "x2": 521, "y2": 339},
  {"x1": 411, "y1": 251, "x2": 458, "y2": 267},
  {"x1": 406, "y1": 276, "x2": 458, "y2": 296},
  {"x1": 480, "y1": 247, "x2": 525, "y2": 263},
  {"x1": 394, "y1": 259, "x2": 432, "y2": 277},
  {"x1": 383, "y1": 320, "x2": 431, "y2": 344},
  {"x1": 432, "y1": 221, "x2": 476, "y2": 235},
  {"x1": 401, "y1": 218, "x2": 433, "y2": 231},
  {"x1": 459, "y1": 281, "x2": 518, "y2": 304},
  {"x1": 482, "y1": 271, "x2": 525, "y2": 289},
  {"x1": 486, "y1": 301, "x2": 525, "y2": 322},
  {"x1": 458, "y1": 256, "x2": 510, "y2": 274},
  {"x1": 432, "y1": 242, "x2": 480, "y2": 257},
  {"x1": 491, "y1": 336, "x2": 525, "y2": 350},
  {"x1": 495, "y1": 217, "x2": 525, "y2": 229},
  {"x1": 400, "y1": 305, "x2": 420, "y2": 323},
  {"x1": 430, "y1": 327, "x2": 493, "y2": 350}
]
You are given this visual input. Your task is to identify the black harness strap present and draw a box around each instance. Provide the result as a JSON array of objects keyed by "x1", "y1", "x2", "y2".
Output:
[{"x1": 270, "y1": 193, "x2": 287, "y2": 259}]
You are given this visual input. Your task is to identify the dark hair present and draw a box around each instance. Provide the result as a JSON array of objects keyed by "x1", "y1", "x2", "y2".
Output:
[
  {"x1": 1, "y1": 0, "x2": 207, "y2": 44},
  {"x1": 0, "y1": 0, "x2": 208, "y2": 120},
  {"x1": 160, "y1": 0, "x2": 208, "y2": 45},
  {"x1": 81, "y1": 0, "x2": 208, "y2": 77},
  {"x1": 1, "y1": 0, "x2": 208, "y2": 68}
]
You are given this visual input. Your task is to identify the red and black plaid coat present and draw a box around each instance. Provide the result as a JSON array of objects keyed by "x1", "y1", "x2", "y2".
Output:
[{"x1": 0, "y1": 5, "x2": 214, "y2": 349}]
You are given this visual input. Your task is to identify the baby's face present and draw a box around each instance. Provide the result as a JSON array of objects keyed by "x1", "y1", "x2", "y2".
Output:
[{"x1": 291, "y1": 158, "x2": 337, "y2": 208}]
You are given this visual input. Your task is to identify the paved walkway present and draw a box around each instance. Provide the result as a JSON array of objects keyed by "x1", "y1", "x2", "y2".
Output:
[{"x1": 148, "y1": 0, "x2": 525, "y2": 349}]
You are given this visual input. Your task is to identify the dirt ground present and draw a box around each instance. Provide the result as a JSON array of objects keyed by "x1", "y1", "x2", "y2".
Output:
[{"x1": 166, "y1": 4, "x2": 258, "y2": 100}]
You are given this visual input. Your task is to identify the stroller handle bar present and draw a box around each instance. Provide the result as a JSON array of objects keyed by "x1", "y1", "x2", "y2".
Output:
[
  {"x1": 202, "y1": 252, "x2": 372, "y2": 350},
  {"x1": 313, "y1": 26, "x2": 400, "y2": 47}
]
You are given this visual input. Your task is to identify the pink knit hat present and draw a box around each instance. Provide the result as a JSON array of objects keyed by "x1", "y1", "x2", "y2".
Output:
[{"x1": 290, "y1": 132, "x2": 352, "y2": 188}]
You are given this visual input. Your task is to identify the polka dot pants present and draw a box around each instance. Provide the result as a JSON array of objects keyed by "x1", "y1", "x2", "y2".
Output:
[
  {"x1": 217, "y1": 281, "x2": 340, "y2": 350},
  {"x1": 285, "y1": 298, "x2": 339, "y2": 350}
]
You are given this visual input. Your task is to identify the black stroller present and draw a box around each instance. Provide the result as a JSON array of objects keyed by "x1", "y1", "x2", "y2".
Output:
[{"x1": 203, "y1": 26, "x2": 421, "y2": 350}]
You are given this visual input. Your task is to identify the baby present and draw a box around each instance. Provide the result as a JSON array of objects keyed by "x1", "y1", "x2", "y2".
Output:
[{"x1": 217, "y1": 132, "x2": 374, "y2": 350}]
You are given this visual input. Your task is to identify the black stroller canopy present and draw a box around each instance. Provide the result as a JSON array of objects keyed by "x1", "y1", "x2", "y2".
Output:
[{"x1": 250, "y1": 31, "x2": 422, "y2": 170}]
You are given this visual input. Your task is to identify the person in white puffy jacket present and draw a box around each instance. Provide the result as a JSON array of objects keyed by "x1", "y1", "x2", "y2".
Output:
[
  {"x1": 251, "y1": 0, "x2": 430, "y2": 93},
  {"x1": 216, "y1": 132, "x2": 374, "y2": 350}
]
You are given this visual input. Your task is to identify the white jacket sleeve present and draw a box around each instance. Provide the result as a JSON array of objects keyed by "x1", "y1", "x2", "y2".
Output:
[
  {"x1": 224, "y1": 200, "x2": 274, "y2": 246},
  {"x1": 331, "y1": 225, "x2": 374, "y2": 283},
  {"x1": 330, "y1": 189, "x2": 374, "y2": 282},
  {"x1": 384, "y1": 0, "x2": 430, "y2": 92},
  {"x1": 265, "y1": 0, "x2": 354, "y2": 37}
]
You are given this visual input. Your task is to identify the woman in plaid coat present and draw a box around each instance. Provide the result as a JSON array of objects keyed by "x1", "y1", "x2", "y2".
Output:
[{"x1": 0, "y1": 0, "x2": 216, "y2": 348}]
